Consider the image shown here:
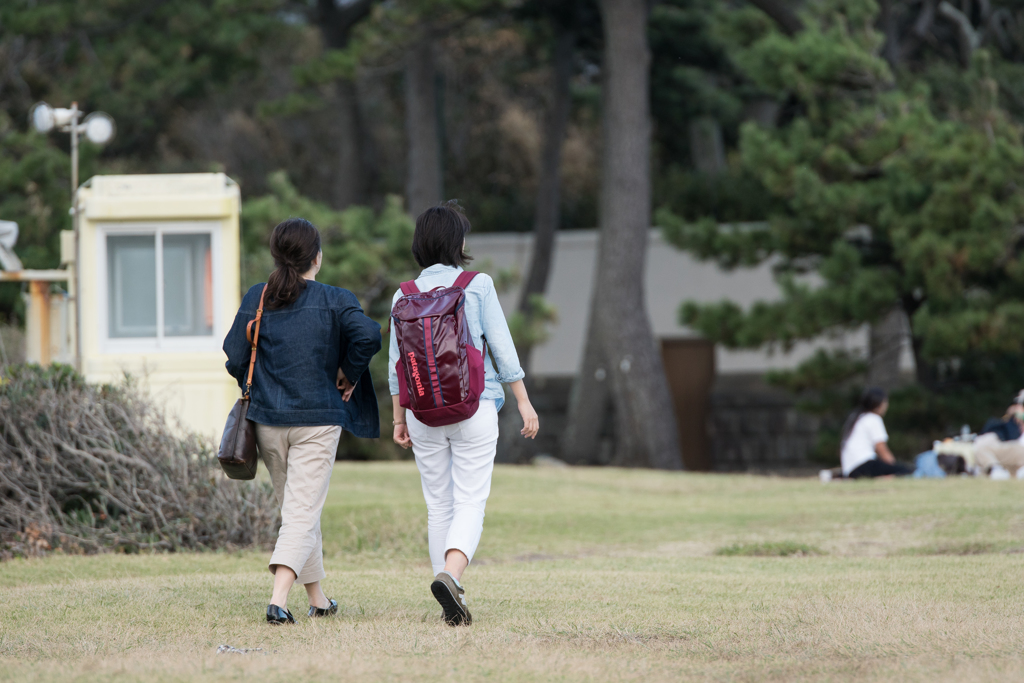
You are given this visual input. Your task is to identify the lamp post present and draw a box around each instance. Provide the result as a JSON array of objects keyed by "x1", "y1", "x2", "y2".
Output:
[{"x1": 29, "y1": 102, "x2": 116, "y2": 372}]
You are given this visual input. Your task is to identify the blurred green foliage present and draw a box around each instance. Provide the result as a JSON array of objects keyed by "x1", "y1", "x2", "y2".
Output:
[
  {"x1": 649, "y1": 1, "x2": 765, "y2": 166},
  {"x1": 0, "y1": 0, "x2": 286, "y2": 155},
  {"x1": 0, "y1": 0, "x2": 289, "y2": 318},
  {"x1": 661, "y1": 0, "x2": 1024, "y2": 461},
  {"x1": 241, "y1": 171, "x2": 417, "y2": 313},
  {"x1": 507, "y1": 293, "x2": 557, "y2": 350}
]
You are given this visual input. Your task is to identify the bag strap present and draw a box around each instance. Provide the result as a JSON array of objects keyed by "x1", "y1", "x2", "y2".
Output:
[
  {"x1": 454, "y1": 270, "x2": 479, "y2": 290},
  {"x1": 243, "y1": 285, "x2": 267, "y2": 399},
  {"x1": 400, "y1": 270, "x2": 478, "y2": 296}
]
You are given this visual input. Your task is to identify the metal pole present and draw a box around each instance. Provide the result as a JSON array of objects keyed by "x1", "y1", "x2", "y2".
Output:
[
  {"x1": 70, "y1": 102, "x2": 83, "y2": 374},
  {"x1": 29, "y1": 281, "x2": 51, "y2": 365}
]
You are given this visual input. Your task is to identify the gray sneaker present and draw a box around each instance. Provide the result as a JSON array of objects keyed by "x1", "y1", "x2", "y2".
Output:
[{"x1": 430, "y1": 572, "x2": 472, "y2": 626}]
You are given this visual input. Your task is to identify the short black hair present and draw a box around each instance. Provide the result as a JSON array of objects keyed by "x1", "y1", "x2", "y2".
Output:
[
  {"x1": 411, "y1": 200, "x2": 473, "y2": 268},
  {"x1": 858, "y1": 386, "x2": 888, "y2": 412}
]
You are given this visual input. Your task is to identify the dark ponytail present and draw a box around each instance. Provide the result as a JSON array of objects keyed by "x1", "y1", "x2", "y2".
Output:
[
  {"x1": 840, "y1": 386, "x2": 888, "y2": 449},
  {"x1": 265, "y1": 218, "x2": 322, "y2": 310}
]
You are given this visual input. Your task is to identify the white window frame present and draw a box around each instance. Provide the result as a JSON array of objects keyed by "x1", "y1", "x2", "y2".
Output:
[{"x1": 98, "y1": 221, "x2": 223, "y2": 354}]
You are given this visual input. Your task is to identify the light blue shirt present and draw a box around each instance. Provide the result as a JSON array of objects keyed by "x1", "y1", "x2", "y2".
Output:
[{"x1": 388, "y1": 264, "x2": 525, "y2": 411}]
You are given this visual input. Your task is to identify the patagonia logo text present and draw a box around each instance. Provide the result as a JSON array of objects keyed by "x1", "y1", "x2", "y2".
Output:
[{"x1": 408, "y1": 352, "x2": 425, "y2": 397}]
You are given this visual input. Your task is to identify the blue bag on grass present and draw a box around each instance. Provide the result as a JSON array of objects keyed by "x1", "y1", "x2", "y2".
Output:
[{"x1": 913, "y1": 450, "x2": 945, "y2": 478}]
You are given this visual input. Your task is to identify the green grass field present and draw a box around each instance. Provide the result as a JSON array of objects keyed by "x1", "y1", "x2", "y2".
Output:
[{"x1": 3, "y1": 462, "x2": 1024, "y2": 682}]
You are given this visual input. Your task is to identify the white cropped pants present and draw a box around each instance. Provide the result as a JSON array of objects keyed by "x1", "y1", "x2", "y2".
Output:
[{"x1": 407, "y1": 400, "x2": 500, "y2": 575}]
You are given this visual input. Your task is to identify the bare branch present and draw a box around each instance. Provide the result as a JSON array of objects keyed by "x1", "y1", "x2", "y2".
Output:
[
  {"x1": 938, "y1": 0, "x2": 982, "y2": 64},
  {"x1": 913, "y1": 0, "x2": 936, "y2": 38},
  {"x1": 0, "y1": 367, "x2": 279, "y2": 559}
]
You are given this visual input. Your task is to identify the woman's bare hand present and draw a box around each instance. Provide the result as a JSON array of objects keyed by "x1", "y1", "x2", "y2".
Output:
[
  {"x1": 876, "y1": 441, "x2": 896, "y2": 464},
  {"x1": 393, "y1": 424, "x2": 412, "y2": 449},
  {"x1": 336, "y1": 368, "x2": 356, "y2": 402},
  {"x1": 518, "y1": 400, "x2": 539, "y2": 439}
]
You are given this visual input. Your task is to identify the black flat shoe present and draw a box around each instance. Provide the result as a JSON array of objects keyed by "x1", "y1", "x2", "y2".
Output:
[
  {"x1": 266, "y1": 604, "x2": 295, "y2": 625},
  {"x1": 308, "y1": 598, "x2": 338, "y2": 618}
]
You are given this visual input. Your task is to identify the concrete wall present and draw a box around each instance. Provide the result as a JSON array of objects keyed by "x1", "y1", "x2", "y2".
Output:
[
  {"x1": 466, "y1": 229, "x2": 859, "y2": 470},
  {"x1": 465, "y1": 229, "x2": 871, "y2": 378}
]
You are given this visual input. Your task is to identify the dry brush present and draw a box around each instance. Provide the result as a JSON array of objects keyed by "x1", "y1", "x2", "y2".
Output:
[{"x1": 0, "y1": 363, "x2": 278, "y2": 559}]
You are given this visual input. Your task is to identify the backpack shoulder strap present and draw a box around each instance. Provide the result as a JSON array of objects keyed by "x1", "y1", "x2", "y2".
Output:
[
  {"x1": 400, "y1": 280, "x2": 420, "y2": 295},
  {"x1": 453, "y1": 270, "x2": 479, "y2": 290}
]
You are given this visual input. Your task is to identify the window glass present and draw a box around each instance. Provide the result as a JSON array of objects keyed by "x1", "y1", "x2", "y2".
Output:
[
  {"x1": 108, "y1": 235, "x2": 156, "y2": 338},
  {"x1": 163, "y1": 233, "x2": 213, "y2": 337}
]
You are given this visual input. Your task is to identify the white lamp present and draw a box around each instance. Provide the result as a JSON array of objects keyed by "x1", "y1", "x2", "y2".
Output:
[
  {"x1": 26, "y1": 100, "x2": 115, "y2": 375},
  {"x1": 83, "y1": 112, "x2": 116, "y2": 145},
  {"x1": 29, "y1": 102, "x2": 54, "y2": 134},
  {"x1": 30, "y1": 101, "x2": 116, "y2": 145}
]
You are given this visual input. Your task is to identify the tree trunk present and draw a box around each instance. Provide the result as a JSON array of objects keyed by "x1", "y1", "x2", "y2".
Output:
[
  {"x1": 561, "y1": 326, "x2": 613, "y2": 465},
  {"x1": 405, "y1": 35, "x2": 443, "y2": 216},
  {"x1": 314, "y1": 0, "x2": 375, "y2": 209},
  {"x1": 747, "y1": 0, "x2": 804, "y2": 36},
  {"x1": 867, "y1": 306, "x2": 910, "y2": 390},
  {"x1": 938, "y1": 0, "x2": 981, "y2": 65},
  {"x1": 517, "y1": 25, "x2": 575, "y2": 374},
  {"x1": 561, "y1": 0, "x2": 682, "y2": 470},
  {"x1": 688, "y1": 116, "x2": 726, "y2": 174},
  {"x1": 331, "y1": 78, "x2": 366, "y2": 208},
  {"x1": 880, "y1": 0, "x2": 902, "y2": 69}
]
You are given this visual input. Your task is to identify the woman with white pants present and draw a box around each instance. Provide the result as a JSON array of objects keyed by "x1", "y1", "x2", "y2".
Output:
[{"x1": 390, "y1": 202, "x2": 539, "y2": 626}]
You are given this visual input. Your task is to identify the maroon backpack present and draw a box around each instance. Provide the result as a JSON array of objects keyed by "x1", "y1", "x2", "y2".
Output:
[{"x1": 392, "y1": 270, "x2": 485, "y2": 427}]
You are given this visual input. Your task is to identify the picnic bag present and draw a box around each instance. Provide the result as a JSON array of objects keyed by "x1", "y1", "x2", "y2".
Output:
[
  {"x1": 217, "y1": 284, "x2": 266, "y2": 480},
  {"x1": 392, "y1": 270, "x2": 485, "y2": 427}
]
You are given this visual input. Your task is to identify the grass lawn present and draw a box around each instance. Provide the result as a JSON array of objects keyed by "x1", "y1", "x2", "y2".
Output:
[{"x1": 2, "y1": 462, "x2": 1024, "y2": 681}]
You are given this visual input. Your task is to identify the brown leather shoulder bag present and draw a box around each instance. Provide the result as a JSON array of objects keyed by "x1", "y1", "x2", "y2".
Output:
[{"x1": 217, "y1": 285, "x2": 267, "y2": 480}]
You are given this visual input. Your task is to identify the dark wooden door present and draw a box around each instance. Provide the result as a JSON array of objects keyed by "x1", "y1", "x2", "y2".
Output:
[{"x1": 661, "y1": 338, "x2": 715, "y2": 471}]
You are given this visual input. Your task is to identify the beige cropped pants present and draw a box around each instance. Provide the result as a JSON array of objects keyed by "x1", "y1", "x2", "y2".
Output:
[
  {"x1": 256, "y1": 424, "x2": 342, "y2": 585},
  {"x1": 973, "y1": 433, "x2": 1024, "y2": 475}
]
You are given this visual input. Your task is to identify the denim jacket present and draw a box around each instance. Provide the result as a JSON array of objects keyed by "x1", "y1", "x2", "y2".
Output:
[
  {"x1": 388, "y1": 264, "x2": 525, "y2": 411},
  {"x1": 224, "y1": 281, "x2": 382, "y2": 437}
]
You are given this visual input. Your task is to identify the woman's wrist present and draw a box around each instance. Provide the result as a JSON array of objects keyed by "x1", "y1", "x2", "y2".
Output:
[{"x1": 508, "y1": 379, "x2": 530, "y2": 404}]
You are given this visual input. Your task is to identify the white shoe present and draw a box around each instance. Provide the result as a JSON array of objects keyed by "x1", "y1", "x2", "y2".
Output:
[{"x1": 991, "y1": 465, "x2": 1011, "y2": 480}]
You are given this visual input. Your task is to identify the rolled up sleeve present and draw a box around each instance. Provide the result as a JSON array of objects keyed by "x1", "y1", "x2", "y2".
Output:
[
  {"x1": 479, "y1": 277, "x2": 525, "y2": 384},
  {"x1": 388, "y1": 289, "x2": 401, "y2": 396}
]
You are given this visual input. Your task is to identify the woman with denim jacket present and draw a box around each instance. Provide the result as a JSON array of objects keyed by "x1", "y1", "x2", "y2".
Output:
[
  {"x1": 389, "y1": 202, "x2": 539, "y2": 626},
  {"x1": 224, "y1": 218, "x2": 381, "y2": 625}
]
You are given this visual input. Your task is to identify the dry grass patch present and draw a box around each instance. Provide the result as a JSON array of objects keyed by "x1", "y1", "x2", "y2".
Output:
[
  {"x1": 2, "y1": 462, "x2": 1024, "y2": 682},
  {"x1": 715, "y1": 541, "x2": 824, "y2": 557}
]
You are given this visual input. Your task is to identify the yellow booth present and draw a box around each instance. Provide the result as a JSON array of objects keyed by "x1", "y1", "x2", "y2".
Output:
[{"x1": 69, "y1": 173, "x2": 241, "y2": 437}]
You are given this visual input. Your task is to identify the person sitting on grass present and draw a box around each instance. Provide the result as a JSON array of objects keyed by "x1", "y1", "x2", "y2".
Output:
[
  {"x1": 841, "y1": 387, "x2": 914, "y2": 479},
  {"x1": 973, "y1": 393, "x2": 1024, "y2": 476}
]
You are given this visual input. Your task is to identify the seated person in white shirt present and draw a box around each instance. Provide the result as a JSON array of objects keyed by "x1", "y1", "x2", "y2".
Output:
[
  {"x1": 973, "y1": 395, "x2": 1024, "y2": 476},
  {"x1": 841, "y1": 387, "x2": 914, "y2": 479}
]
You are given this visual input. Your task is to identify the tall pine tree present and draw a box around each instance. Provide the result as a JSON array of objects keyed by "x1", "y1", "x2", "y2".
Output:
[{"x1": 659, "y1": 0, "x2": 1024, "y2": 453}]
